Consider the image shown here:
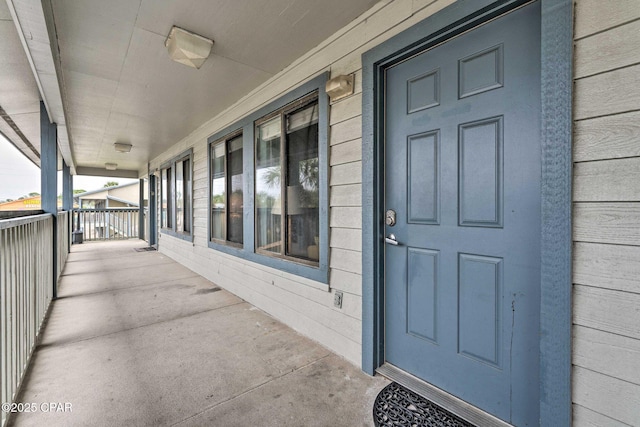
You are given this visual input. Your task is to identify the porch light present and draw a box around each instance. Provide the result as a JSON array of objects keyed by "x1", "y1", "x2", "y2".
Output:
[
  {"x1": 165, "y1": 26, "x2": 213, "y2": 69},
  {"x1": 326, "y1": 74, "x2": 354, "y2": 102},
  {"x1": 105, "y1": 163, "x2": 118, "y2": 170},
  {"x1": 114, "y1": 142, "x2": 132, "y2": 153}
]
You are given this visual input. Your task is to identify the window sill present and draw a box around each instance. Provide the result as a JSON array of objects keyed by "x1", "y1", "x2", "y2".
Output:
[
  {"x1": 207, "y1": 240, "x2": 328, "y2": 285},
  {"x1": 161, "y1": 228, "x2": 194, "y2": 242}
]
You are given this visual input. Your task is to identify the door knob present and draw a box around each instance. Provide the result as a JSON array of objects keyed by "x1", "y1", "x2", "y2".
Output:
[
  {"x1": 385, "y1": 209, "x2": 396, "y2": 226},
  {"x1": 385, "y1": 233, "x2": 399, "y2": 246}
]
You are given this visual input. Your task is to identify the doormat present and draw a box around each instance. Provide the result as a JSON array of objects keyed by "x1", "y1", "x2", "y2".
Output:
[
  {"x1": 134, "y1": 247, "x2": 157, "y2": 252},
  {"x1": 373, "y1": 382, "x2": 475, "y2": 427}
]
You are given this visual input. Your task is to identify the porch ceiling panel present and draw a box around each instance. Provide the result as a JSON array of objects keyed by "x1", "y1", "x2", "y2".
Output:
[
  {"x1": 46, "y1": 0, "x2": 377, "y2": 174},
  {"x1": 4, "y1": 0, "x2": 76, "y2": 172},
  {"x1": 0, "y1": 3, "x2": 41, "y2": 166}
]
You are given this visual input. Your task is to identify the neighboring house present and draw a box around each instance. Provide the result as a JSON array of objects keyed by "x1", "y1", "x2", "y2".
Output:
[
  {"x1": 2, "y1": 0, "x2": 639, "y2": 425},
  {"x1": 0, "y1": 196, "x2": 45, "y2": 211},
  {"x1": 74, "y1": 182, "x2": 144, "y2": 240},
  {"x1": 0, "y1": 196, "x2": 66, "y2": 211},
  {"x1": 75, "y1": 182, "x2": 140, "y2": 209}
]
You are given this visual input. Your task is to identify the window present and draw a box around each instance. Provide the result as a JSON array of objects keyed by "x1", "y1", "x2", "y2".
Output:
[
  {"x1": 210, "y1": 132, "x2": 244, "y2": 245},
  {"x1": 160, "y1": 150, "x2": 193, "y2": 239},
  {"x1": 206, "y1": 74, "x2": 328, "y2": 283},
  {"x1": 255, "y1": 93, "x2": 319, "y2": 264},
  {"x1": 176, "y1": 156, "x2": 192, "y2": 233},
  {"x1": 161, "y1": 167, "x2": 172, "y2": 229}
]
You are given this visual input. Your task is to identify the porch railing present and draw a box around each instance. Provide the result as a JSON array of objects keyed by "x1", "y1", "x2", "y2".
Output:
[
  {"x1": 73, "y1": 208, "x2": 140, "y2": 241},
  {"x1": 0, "y1": 213, "x2": 68, "y2": 426}
]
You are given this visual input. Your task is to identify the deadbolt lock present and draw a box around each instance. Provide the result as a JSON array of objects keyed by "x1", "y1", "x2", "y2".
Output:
[{"x1": 385, "y1": 209, "x2": 396, "y2": 226}]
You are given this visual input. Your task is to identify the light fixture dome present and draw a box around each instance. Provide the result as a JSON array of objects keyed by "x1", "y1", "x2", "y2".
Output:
[
  {"x1": 114, "y1": 142, "x2": 132, "y2": 153},
  {"x1": 165, "y1": 26, "x2": 213, "y2": 69}
]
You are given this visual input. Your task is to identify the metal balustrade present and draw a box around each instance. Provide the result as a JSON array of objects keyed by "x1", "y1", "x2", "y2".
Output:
[
  {"x1": 0, "y1": 213, "x2": 69, "y2": 427},
  {"x1": 73, "y1": 208, "x2": 140, "y2": 241}
]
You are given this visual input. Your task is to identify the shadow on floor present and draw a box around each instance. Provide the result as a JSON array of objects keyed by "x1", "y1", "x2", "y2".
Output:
[{"x1": 8, "y1": 240, "x2": 388, "y2": 427}]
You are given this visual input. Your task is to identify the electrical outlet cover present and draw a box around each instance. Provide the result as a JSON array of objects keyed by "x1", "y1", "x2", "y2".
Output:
[{"x1": 334, "y1": 291, "x2": 343, "y2": 308}]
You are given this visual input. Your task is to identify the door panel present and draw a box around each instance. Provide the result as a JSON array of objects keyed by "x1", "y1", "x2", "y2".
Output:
[
  {"x1": 457, "y1": 253, "x2": 502, "y2": 368},
  {"x1": 408, "y1": 131, "x2": 439, "y2": 224},
  {"x1": 407, "y1": 247, "x2": 439, "y2": 342},
  {"x1": 458, "y1": 117, "x2": 502, "y2": 227},
  {"x1": 384, "y1": 3, "x2": 541, "y2": 425}
]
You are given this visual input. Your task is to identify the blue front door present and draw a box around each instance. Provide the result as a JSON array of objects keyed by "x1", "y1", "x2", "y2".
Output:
[{"x1": 384, "y1": 3, "x2": 541, "y2": 425}]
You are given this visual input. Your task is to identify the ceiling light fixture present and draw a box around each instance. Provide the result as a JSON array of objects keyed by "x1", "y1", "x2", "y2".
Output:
[
  {"x1": 105, "y1": 163, "x2": 118, "y2": 170},
  {"x1": 165, "y1": 26, "x2": 213, "y2": 69},
  {"x1": 114, "y1": 142, "x2": 132, "y2": 153}
]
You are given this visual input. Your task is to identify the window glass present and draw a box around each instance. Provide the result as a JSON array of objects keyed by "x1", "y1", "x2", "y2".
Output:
[
  {"x1": 160, "y1": 152, "x2": 191, "y2": 235},
  {"x1": 161, "y1": 168, "x2": 168, "y2": 228},
  {"x1": 227, "y1": 135, "x2": 243, "y2": 244},
  {"x1": 211, "y1": 143, "x2": 226, "y2": 240},
  {"x1": 162, "y1": 167, "x2": 173, "y2": 229},
  {"x1": 183, "y1": 158, "x2": 191, "y2": 233},
  {"x1": 255, "y1": 116, "x2": 282, "y2": 254},
  {"x1": 285, "y1": 103, "x2": 319, "y2": 261},
  {"x1": 175, "y1": 160, "x2": 184, "y2": 231}
]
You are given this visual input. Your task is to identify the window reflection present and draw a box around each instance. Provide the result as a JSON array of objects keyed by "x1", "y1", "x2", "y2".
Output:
[
  {"x1": 211, "y1": 143, "x2": 226, "y2": 240},
  {"x1": 256, "y1": 117, "x2": 282, "y2": 254},
  {"x1": 211, "y1": 134, "x2": 243, "y2": 244},
  {"x1": 285, "y1": 104, "x2": 319, "y2": 261},
  {"x1": 255, "y1": 96, "x2": 319, "y2": 263}
]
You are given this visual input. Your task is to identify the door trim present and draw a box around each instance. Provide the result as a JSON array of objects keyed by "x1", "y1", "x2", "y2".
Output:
[{"x1": 361, "y1": 0, "x2": 573, "y2": 425}]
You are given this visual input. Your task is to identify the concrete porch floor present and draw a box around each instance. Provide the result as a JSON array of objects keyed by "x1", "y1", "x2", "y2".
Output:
[{"x1": 8, "y1": 240, "x2": 388, "y2": 427}]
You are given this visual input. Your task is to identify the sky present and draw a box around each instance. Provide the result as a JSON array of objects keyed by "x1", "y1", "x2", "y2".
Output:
[{"x1": 0, "y1": 134, "x2": 137, "y2": 201}]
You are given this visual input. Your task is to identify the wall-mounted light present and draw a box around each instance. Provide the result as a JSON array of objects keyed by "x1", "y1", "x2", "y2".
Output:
[
  {"x1": 326, "y1": 74, "x2": 354, "y2": 102},
  {"x1": 165, "y1": 26, "x2": 213, "y2": 69},
  {"x1": 105, "y1": 163, "x2": 118, "y2": 170},
  {"x1": 114, "y1": 142, "x2": 132, "y2": 153}
]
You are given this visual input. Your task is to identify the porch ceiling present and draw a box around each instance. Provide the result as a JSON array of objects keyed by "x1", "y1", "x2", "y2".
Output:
[
  {"x1": 0, "y1": 0, "x2": 41, "y2": 167},
  {"x1": 4, "y1": 0, "x2": 377, "y2": 176}
]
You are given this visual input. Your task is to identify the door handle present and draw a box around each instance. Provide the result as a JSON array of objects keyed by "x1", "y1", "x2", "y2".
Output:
[{"x1": 385, "y1": 234, "x2": 399, "y2": 246}]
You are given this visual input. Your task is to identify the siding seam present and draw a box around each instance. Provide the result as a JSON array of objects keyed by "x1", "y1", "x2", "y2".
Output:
[
  {"x1": 573, "y1": 16, "x2": 640, "y2": 42},
  {"x1": 574, "y1": 61, "x2": 640, "y2": 81}
]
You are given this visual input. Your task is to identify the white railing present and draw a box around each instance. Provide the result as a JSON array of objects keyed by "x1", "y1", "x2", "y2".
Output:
[
  {"x1": 0, "y1": 213, "x2": 65, "y2": 426},
  {"x1": 143, "y1": 209, "x2": 149, "y2": 243},
  {"x1": 73, "y1": 208, "x2": 140, "y2": 241}
]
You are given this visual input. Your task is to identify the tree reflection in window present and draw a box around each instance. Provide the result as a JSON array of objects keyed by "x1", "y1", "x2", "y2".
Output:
[{"x1": 255, "y1": 95, "x2": 319, "y2": 263}]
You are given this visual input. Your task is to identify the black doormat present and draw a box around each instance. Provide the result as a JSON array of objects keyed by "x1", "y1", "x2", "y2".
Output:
[
  {"x1": 373, "y1": 382, "x2": 475, "y2": 427},
  {"x1": 134, "y1": 247, "x2": 157, "y2": 252}
]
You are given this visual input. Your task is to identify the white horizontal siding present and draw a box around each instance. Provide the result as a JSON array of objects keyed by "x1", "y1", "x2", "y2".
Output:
[
  {"x1": 574, "y1": 111, "x2": 640, "y2": 162},
  {"x1": 150, "y1": 0, "x2": 458, "y2": 366},
  {"x1": 572, "y1": 0, "x2": 640, "y2": 424},
  {"x1": 573, "y1": 405, "x2": 631, "y2": 427}
]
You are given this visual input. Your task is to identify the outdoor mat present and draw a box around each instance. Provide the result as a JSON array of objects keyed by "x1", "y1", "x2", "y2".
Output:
[
  {"x1": 373, "y1": 382, "x2": 475, "y2": 427},
  {"x1": 134, "y1": 247, "x2": 157, "y2": 252}
]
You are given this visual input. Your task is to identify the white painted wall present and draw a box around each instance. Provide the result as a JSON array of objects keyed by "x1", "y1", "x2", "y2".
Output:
[{"x1": 572, "y1": 0, "x2": 640, "y2": 425}]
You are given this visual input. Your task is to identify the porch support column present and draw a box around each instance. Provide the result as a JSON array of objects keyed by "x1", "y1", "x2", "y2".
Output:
[
  {"x1": 138, "y1": 178, "x2": 144, "y2": 240},
  {"x1": 62, "y1": 161, "x2": 72, "y2": 210},
  {"x1": 149, "y1": 174, "x2": 157, "y2": 246},
  {"x1": 62, "y1": 161, "x2": 73, "y2": 248},
  {"x1": 40, "y1": 101, "x2": 58, "y2": 298}
]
